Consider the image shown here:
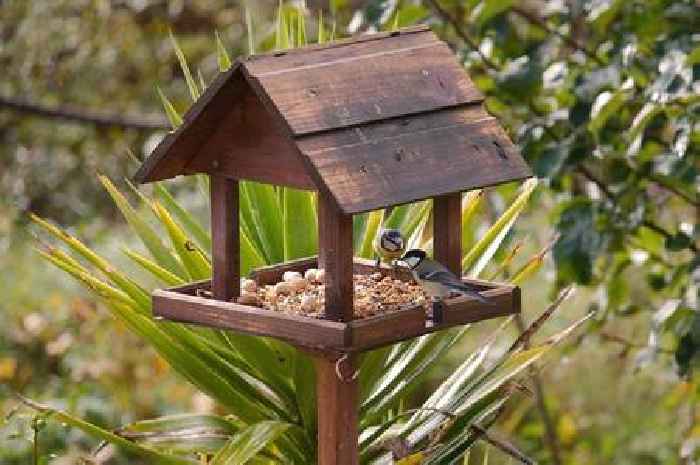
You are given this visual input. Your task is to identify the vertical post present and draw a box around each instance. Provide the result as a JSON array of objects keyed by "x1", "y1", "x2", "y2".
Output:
[
  {"x1": 317, "y1": 193, "x2": 354, "y2": 322},
  {"x1": 315, "y1": 355, "x2": 359, "y2": 465},
  {"x1": 433, "y1": 192, "x2": 462, "y2": 276},
  {"x1": 316, "y1": 193, "x2": 358, "y2": 465},
  {"x1": 210, "y1": 175, "x2": 240, "y2": 301}
]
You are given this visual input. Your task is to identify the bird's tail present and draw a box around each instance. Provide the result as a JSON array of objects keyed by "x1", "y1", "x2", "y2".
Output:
[{"x1": 450, "y1": 284, "x2": 496, "y2": 306}]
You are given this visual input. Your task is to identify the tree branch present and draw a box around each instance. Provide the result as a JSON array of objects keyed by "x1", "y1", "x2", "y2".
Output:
[
  {"x1": 424, "y1": 0, "x2": 500, "y2": 71},
  {"x1": 509, "y1": 6, "x2": 605, "y2": 66},
  {"x1": 647, "y1": 174, "x2": 699, "y2": 208},
  {"x1": 577, "y1": 165, "x2": 698, "y2": 253},
  {"x1": 0, "y1": 95, "x2": 168, "y2": 130}
]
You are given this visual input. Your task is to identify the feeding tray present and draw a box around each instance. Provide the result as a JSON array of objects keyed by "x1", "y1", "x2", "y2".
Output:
[{"x1": 153, "y1": 257, "x2": 519, "y2": 353}]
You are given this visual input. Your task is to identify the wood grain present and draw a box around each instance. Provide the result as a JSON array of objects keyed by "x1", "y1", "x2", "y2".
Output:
[
  {"x1": 318, "y1": 194, "x2": 354, "y2": 322},
  {"x1": 133, "y1": 64, "x2": 243, "y2": 183},
  {"x1": 152, "y1": 260, "x2": 520, "y2": 352},
  {"x1": 186, "y1": 85, "x2": 315, "y2": 189},
  {"x1": 439, "y1": 285, "x2": 520, "y2": 326},
  {"x1": 153, "y1": 289, "x2": 347, "y2": 349},
  {"x1": 245, "y1": 25, "x2": 430, "y2": 67},
  {"x1": 135, "y1": 25, "x2": 531, "y2": 226},
  {"x1": 433, "y1": 192, "x2": 462, "y2": 275},
  {"x1": 246, "y1": 36, "x2": 482, "y2": 136},
  {"x1": 210, "y1": 176, "x2": 239, "y2": 301},
  {"x1": 347, "y1": 305, "x2": 425, "y2": 349},
  {"x1": 315, "y1": 355, "x2": 359, "y2": 465},
  {"x1": 298, "y1": 108, "x2": 532, "y2": 213}
]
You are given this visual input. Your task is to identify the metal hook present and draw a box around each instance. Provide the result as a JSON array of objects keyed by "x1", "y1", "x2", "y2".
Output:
[{"x1": 335, "y1": 353, "x2": 359, "y2": 382}]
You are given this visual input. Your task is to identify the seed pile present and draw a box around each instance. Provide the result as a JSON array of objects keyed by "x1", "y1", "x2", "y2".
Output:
[{"x1": 235, "y1": 269, "x2": 428, "y2": 319}]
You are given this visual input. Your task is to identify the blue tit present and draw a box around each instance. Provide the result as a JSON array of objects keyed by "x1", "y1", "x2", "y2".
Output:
[{"x1": 373, "y1": 228, "x2": 406, "y2": 267}]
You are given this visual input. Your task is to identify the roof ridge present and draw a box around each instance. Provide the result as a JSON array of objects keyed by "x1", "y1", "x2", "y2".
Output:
[
  {"x1": 247, "y1": 40, "x2": 443, "y2": 77},
  {"x1": 242, "y1": 24, "x2": 431, "y2": 61}
]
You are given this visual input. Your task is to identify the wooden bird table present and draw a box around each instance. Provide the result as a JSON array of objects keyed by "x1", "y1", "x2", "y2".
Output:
[{"x1": 132, "y1": 26, "x2": 531, "y2": 465}]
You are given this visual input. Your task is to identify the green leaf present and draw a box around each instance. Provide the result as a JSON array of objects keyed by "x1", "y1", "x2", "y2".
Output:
[
  {"x1": 275, "y1": 2, "x2": 290, "y2": 50},
  {"x1": 215, "y1": 31, "x2": 233, "y2": 71},
  {"x1": 358, "y1": 209, "x2": 384, "y2": 259},
  {"x1": 210, "y1": 421, "x2": 290, "y2": 465},
  {"x1": 462, "y1": 179, "x2": 538, "y2": 275},
  {"x1": 282, "y1": 188, "x2": 317, "y2": 260},
  {"x1": 293, "y1": 353, "x2": 317, "y2": 435},
  {"x1": 471, "y1": 0, "x2": 514, "y2": 26},
  {"x1": 553, "y1": 198, "x2": 603, "y2": 284},
  {"x1": 169, "y1": 30, "x2": 200, "y2": 101},
  {"x1": 153, "y1": 202, "x2": 211, "y2": 280},
  {"x1": 665, "y1": 232, "x2": 692, "y2": 251},
  {"x1": 100, "y1": 176, "x2": 186, "y2": 278},
  {"x1": 17, "y1": 396, "x2": 197, "y2": 465},
  {"x1": 588, "y1": 90, "x2": 627, "y2": 135},
  {"x1": 122, "y1": 247, "x2": 185, "y2": 287},
  {"x1": 242, "y1": 182, "x2": 285, "y2": 264},
  {"x1": 119, "y1": 414, "x2": 238, "y2": 454},
  {"x1": 31, "y1": 214, "x2": 151, "y2": 311},
  {"x1": 317, "y1": 10, "x2": 326, "y2": 44},
  {"x1": 687, "y1": 45, "x2": 700, "y2": 66},
  {"x1": 156, "y1": 86, "x2": 184, "y2": 129},
  {"x1": 245, "y1": 4, "x2": 255, "y2": 55},
  {"x1": 154, "y1": 183, "x2": 211, "y2": 253}
]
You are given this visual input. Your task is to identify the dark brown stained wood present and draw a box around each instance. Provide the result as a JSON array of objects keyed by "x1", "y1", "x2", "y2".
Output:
[
  {"x1": 243, "y1": 27, "x2": 436, "y2": 77},
  {"x1": 245, "y1": 25, "x2": 430, "y2": 64},
  {"x1": 210, "y1": 176, "x2": 239, "y2": 301},
  {"x1": 133, "y1": 64, "x2": 244, "y2": 183},
  {"x1": 352, "y1": 256, "x2": 412, "y2": 279},
  {"x1": 439, "y1": 285, "x2": 520, "y2": 326},
  {"x1": 245, "y1": 33, "x2": 483, "y2": 136},
  {"x1": 134, "y1": 24, "x2": 532, "y2": 223},
  {"x1": 434, "y1": 192, "x2": 462, "y2": 275},
  {"x1": 186, "y1": 84, "x2": 315, "y2": 189},
  {"x1": 298, "y1": 107, "x2": 532, "y2": 213},
  {"x1": 170, "y1": 279, "x2": 212, "y2": 295},
  {"x1": 318, "y1": 194, "x2": 354, "y2": 322},
  {"x1": 249, "y1": 256, "x2": 319, "y2": 284},
  {"x1": 347, "y1": 305, "x2": 425, "y2": 349},
  {"x1": 151, "y1": 270, "x2": 519, "y2": 351},
  {"x1": 315, "y1": 355, "x2": 359, "y2": 465},
  {"x1": 153, "y1": 290, "x2": 347, "y2": 349}
]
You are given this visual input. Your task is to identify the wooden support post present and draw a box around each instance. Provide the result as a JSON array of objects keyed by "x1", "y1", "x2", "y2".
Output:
[
  {"x1": 433, "y1": 193, "x2": 462, "y2": 275},
  {"x1": 315, "y1": 355, "x2": 359, "y2": 465},
  {"x1": 317, "y1": 193, "x2": 354, "y2": 322},
  {"x1": 210, "y1": 175, "x2": 240, "y2": 301},
  {"x1": 316, "y1": 193, "x2": 358, "y2": 464}
]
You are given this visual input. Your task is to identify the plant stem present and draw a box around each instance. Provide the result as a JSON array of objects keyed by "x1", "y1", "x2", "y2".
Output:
[{"x1": 514, "y1": 314, "x2": 564, "y2": 465}]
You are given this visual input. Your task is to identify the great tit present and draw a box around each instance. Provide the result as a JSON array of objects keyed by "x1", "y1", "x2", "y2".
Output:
[
  {"x1": 400, "y1": 249, "x2": 491, "y2": 305},
  {"x1": 373, "y1": 228, "x2": 406, "y2": 268}
]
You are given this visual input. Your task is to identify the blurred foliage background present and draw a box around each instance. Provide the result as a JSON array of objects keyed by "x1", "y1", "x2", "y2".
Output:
[{"x1": 0, "y1": 0, "x2": 697, "y2": 464}]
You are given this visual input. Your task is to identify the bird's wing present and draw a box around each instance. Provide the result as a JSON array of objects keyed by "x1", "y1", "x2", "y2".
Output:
[
  {"x1": 420, "y1": 270, "x2": 465, "y2": 287},
  {"x1": 420, "y1": 270, "x2": 492, "y2": 304}
]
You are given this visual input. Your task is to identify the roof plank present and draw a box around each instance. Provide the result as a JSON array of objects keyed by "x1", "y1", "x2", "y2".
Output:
[
  {"x1": 133, "y1": 26, "x2": 532, "y2": 213},
  {"x1": 185, "y1": 84, "x2": 315, "y2": 189},
  {"x1": 133, "y1": 64, "x2": 243, "y2": 184},
  {"x1": 244, "y1": 30, "x2": 482, "y2": 136},
  {"x1": 297, "y1": 106, "x2": 532, "y2": 213}
]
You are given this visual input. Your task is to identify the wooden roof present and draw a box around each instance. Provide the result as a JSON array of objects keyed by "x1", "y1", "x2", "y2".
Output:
[{"x1": 134, "y1": 25, "x2": 532, "y2": 213}]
